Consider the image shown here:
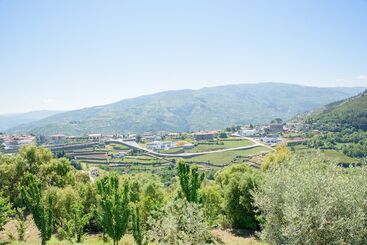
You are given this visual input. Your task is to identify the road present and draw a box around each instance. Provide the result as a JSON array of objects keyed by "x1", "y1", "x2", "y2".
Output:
[{"x1": 106, "y1": 138, "x2": 273, "y2": 158}]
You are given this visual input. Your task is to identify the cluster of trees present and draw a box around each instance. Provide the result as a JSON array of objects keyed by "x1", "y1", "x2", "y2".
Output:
[
  {"x1": 307, "y1": 128, "x2": 367, "y2": 158},
  {"x1": 1, "y1": 144, "x2": 367, "y2": 244}
]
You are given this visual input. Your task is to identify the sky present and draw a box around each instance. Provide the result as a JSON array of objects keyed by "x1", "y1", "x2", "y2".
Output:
[{"x1": 0, "y1": 0, "x2": 367, "y2": 114}]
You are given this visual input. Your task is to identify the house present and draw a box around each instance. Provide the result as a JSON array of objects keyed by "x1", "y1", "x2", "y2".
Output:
[
  {"x1": 146, "y1": 141, "x2": 176, "y2": 151},
  {"x1": 240, "y1": 129, "x2": 258, "y2": 137},
  {"x1": 261, "y1": 136, "x2": 282, "y2": 145},
  {"x1": 146, "y1": 141, "x2": 162, "y2": 151},
  {"x1": 88, "y1": 134, "x2": 102, "y2": 143},
  {"x1": 50, "y1": 134, "x2": 66, "y2": 145},
  {"x1": 267, "y1": 124, "x2": 283, "y2": 134},
  {"x1": 194, "y1": 132, "x2": 214, "y2": 141},
  {"x1": 182, "y1": 143, "x2": 195, "y2": 149},
  {"x1": 161, "y1": 141, "x2": 176, "y2": 150}
]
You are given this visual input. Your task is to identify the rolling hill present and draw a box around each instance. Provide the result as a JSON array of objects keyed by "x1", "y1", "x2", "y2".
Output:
[
  {"x1": 8, "y1": 83, "x2": 365, "y2": 135},
  {"x1": 307, "y1": 89, "x2": 367, "y2": 130},
  {"x1": 0, "y1": 110, "x2": 61, "y2": 132}
]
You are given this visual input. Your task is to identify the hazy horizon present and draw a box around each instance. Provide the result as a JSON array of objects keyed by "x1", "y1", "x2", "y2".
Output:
[
  {"x1": 0, "y1": 82, "x2": 365, "y2": 115},
  {"x1": 1, "y1": 0, "x2": 367, "y2": 114}
]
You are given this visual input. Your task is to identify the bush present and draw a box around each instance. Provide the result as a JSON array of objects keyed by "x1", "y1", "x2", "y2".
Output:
[
  {"x1": 253, "y1": 155, "x2": 367, "y2": 244},
  {"x1": 147, "y1": 198, "x2": 213, "y2": 244},
  {"x1": 215, "y1": 164, "x2": 262, "y2": 229}
]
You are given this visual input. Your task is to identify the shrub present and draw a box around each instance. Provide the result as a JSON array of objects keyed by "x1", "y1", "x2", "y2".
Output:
[
  {"x1": 253, "y1": 156, "x2": 367, "y2": 244},
  {"x1": 146, "y1": 199, "x2": 213, "y2": 244}
]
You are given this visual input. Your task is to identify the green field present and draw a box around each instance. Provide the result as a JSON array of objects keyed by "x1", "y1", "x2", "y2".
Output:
[
  {"x1": 292, "y1": 145, "x2": 357, "y2": 163},
  {"x1": 184, "y1": 146, "x2": 270, "y2": 165}
]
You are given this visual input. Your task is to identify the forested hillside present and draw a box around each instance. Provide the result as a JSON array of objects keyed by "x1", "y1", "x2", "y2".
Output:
[
  {"x1": 8, "y1": 83, "x2": 364, "y2": 135},
  {"x1": 306, "y1": 90, "x2": 367, "y2": 158},
  {"x1": 307, "y1": 90, "x2": 367, "y2": 130}
]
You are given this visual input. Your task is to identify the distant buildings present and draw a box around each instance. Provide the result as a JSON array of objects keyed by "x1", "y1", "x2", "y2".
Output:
[
  {"x1": 240, "y1": 129, "x2": 258, "y2": 137},
  {"x1": 146, "y1": 141, "x2": 177, "y2": 151},
  {"x1": 261, "y1": 136, "x2": 282, "y2": 145},
  {"x1": 50, "y1": 134, "x2": 66, "y2": 145},
  {"x1": 194, "y1": 132, "x2": 214, "y2": 141},
  {"x1": 0, "y1": 135, "x2": 35, "y2": 150},
  {"x1": 267, "y1": 123, "x2": 284, "y2": 134}
]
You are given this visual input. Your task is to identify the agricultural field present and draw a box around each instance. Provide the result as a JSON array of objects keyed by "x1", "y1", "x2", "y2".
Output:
[
  {"x1": 291, "y1": 145, "x2": 357, "y2": 164},
  {"x1": 186, "y1": 138, "x2": 254, "y2": 153},
  {"x1": 183, "y1": 146, "x2": 270, "y2": 166}
]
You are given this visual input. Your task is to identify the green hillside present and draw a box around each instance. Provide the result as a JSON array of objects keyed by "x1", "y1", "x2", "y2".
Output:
[
  {"x1": 307, "y1": 90, "x2": 367, "y2": 130},
  {"x1": 8, "y1": 83, "x2": 365, "y2": 135}
]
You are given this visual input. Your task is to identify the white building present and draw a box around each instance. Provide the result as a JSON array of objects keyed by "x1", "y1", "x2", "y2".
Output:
[
  {"x1": 240, "y1": 129, "x2": 258, "y2": 137},
  {"x1": 146, "y1": 141, "x2": 176, "y2": 151}
]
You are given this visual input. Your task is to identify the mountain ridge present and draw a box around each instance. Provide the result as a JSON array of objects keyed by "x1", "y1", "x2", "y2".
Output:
[
  {"x1": 0, "y1": 110, "x2": 61, "y2": 132},
  {"x1": 7, "y1": 83, "x2": 365, "y2": 135}
]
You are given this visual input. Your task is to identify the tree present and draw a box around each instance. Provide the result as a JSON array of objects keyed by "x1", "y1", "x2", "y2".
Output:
[
  {"x1": 71, "y1": 202, "x2": 91, "y2": 243},
  {"x1": 261, "y1": 145, "x2": 291, "y2": 171},
  {"x1": 253, "y1": 155, "x2": 367, "y2": 244},
  {"x1": 223, "y1": 172, "x2": 261, "y2": 229},
  {"x1": 20, "y1": 174, "x2": 55, "y2": 245},
  {"x1": 147, "y1": 199, "x2": 213, "y2": 245},
  {"x1": 0, "y1": 194, "x2": 12, "y2": 231},
  {"x1": 219, "y1": 132, "x2": 228, "y2": 138},
  {"x1": 215, "y1": 164, "x2": 262, "y2": 229},
  {"x1": 96, "y1": 174, "x2": 130, "y2": 245},
  {"x1": 136, "y1": 135, "x2": 142, "y2": 143},
  {"x1": 198, "y1": 184, "x2": 223, "y2": 225},
  {"x1": 15, "y1": 207, "x2": 27, "y2": 241},
  {"x1": 132, "y1": 204, "x2": 145, "y2": 245},
  {"x1": 177, "y1": 161, "x2": 204, "y2": 203}
]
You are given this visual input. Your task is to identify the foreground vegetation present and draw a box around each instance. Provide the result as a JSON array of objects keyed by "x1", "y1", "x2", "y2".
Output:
[{"x1": 1, "y1": 144, "x2": 367, "y2": 244}]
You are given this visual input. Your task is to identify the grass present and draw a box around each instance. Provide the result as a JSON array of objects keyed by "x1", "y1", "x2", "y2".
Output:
[
  {"x1": 291, "y1": 145, "x2": 357, "y2": 163},
  {"x1": 184, "y1": 146, "x2": 270, "y2": 165},
  {"x1": 320, "y1": 149, "x2": 357, "y2": 163},
  {"x1": 1, "y1": 218, "x2": 262, "y2": 245}
]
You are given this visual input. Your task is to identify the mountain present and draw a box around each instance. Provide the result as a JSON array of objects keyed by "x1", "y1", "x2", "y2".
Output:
[
  {"x1": 8, "y1": 83, "x2": 365, "y2": 135},
  {"x1": 307, "y1": 89, "x2": 367, "y2": 131},
  {"x1": 0, "y1": 110, "x2": 61, "y2": 132}
]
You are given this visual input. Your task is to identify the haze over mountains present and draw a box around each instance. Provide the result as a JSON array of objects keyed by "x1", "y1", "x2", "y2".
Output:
[
  {"x1": 7, "y1": 83, "x2": 365, "y2": 135},
  {"x1": 0, "y1": 110, "x2": 61, "y2": 131}
]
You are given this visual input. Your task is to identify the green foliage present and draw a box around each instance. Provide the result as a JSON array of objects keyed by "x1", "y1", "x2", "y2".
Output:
[
  {"x1": 147, "y1": 198, "x2": 213, "y2": 245},
  {"x1": 15, "y1": 207, "x2": 27, "y2": 241},
  {"x1": 219, "y1": 132, "x2": 228, "y2": 138},
  {"x1": 131, "y1": 204, "x2": 146, "y2": 245},
  {"x1": 215, "y1": 164, "x2": 262, "y2": 229},
  {"x1": 177, "y1": 161, "x2": 204, "y2": 203},
  {"x1": 96, "y1": 173, "x2": 130, "y2": 245},
  {"x1": 198, "y1": 184, "x2": 223, "y2": 225},
  {"x1": 253, "y1": 155, "x2": 367, "y2": 244},
  {"x1": 20, "y1": 174, "x2": 56, "y2": 245},
  {"x1": 0, "y1": 145, "x2": 75, "y2": 206},
  {"x1": 261, "y1": 145, "x2": 291, "y2": 171},
  {"x1": 0, "y1": 194, "x2": 12, "y2": 231}
]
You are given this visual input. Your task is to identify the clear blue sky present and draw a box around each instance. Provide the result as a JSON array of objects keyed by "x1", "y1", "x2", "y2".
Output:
[{"x1": 0, "y1": 0, "x2": 367, "y2": 114}]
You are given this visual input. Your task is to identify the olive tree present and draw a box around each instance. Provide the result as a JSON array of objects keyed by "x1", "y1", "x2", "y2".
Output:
[
  {"x1": 253, "y1": 155, "x2": 367, "y2": 244},
  {"x1": 147, "y1": 198, "x2": 213, "y2": 244}
]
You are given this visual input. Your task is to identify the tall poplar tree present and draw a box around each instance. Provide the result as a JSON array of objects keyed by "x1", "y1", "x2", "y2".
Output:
[
  {"x1": 96, "y1": 174, "x2": 130, "y2": 245},
  {"x1": 177, "y1": 161, "x2": 204, "y2": 203},
  {"x1": 20, "y1": 174, "x2": 55, "y2": 245}
]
